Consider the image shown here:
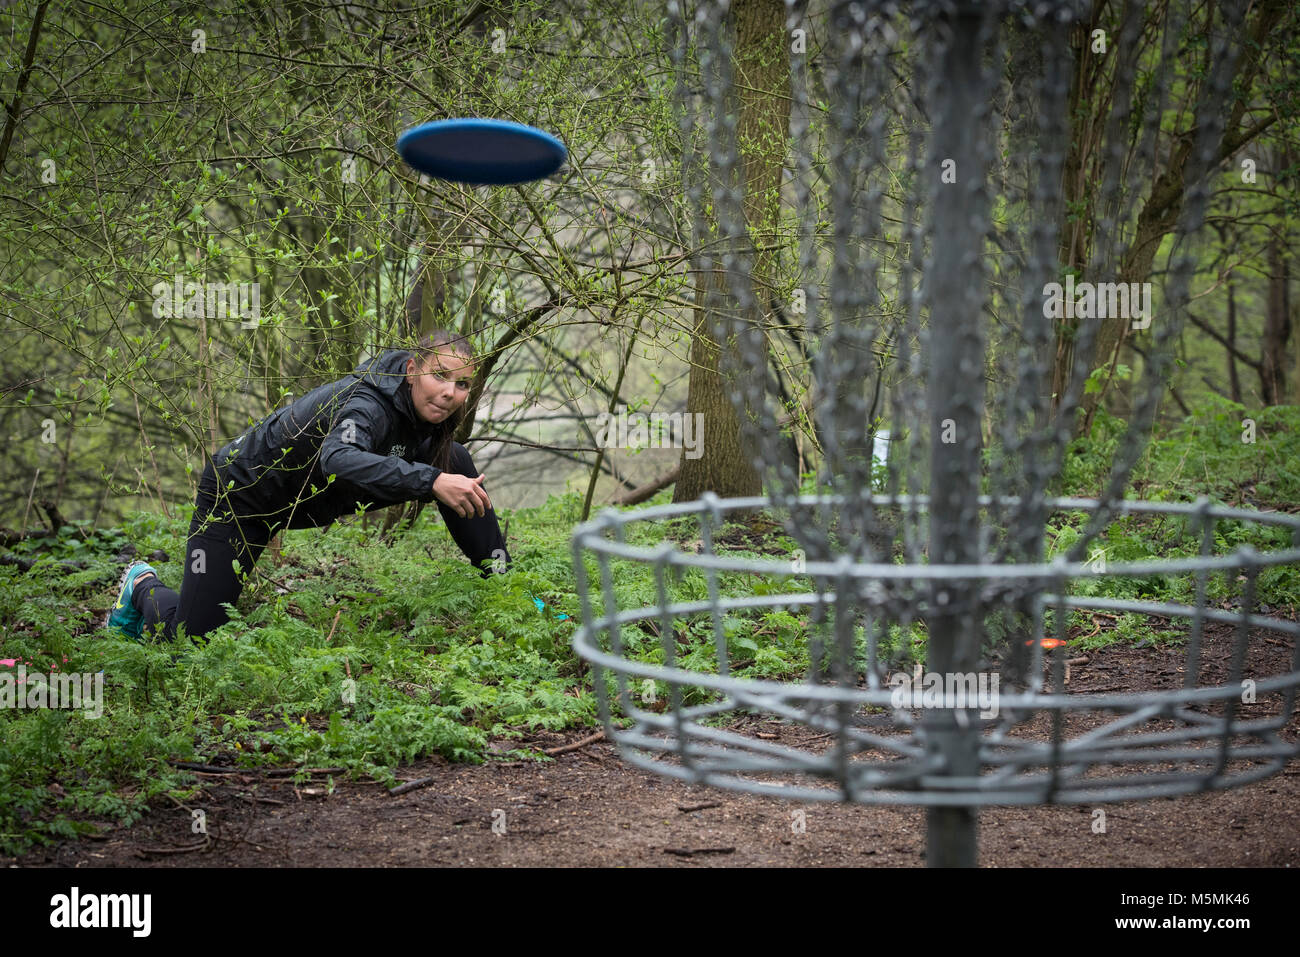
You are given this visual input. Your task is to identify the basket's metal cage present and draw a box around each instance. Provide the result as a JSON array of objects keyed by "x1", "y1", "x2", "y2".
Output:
[
  {"x1": 571, "y1": 0, "x2": 1300, "y2": 866},
  {"x1": 572, "y1": 495, "x2": 1300, "y2": 861}
]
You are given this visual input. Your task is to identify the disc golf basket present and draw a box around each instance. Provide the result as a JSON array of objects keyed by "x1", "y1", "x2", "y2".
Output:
[{"x1": 570, "y1": 0, "x2": 1300, "y2": 866}]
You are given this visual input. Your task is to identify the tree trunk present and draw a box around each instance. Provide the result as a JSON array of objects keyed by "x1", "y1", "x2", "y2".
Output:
[
  {"x1": 676, "y1": 267, "x2": 765, "y2": 503},
  {"x1": 1226, "y1": 280, "x2": 1241, "y2": 403},
  {"x1": 1260, "y1": 237, "x2": 1291, "y2": 406},
  {"x1": 1048, "y1": 15, "x2": 1103, "y2": 409},
  {"x1": 675, "y1": 0, "x2": 788, "y2": 503},
  {"x1": 1052, "y1": 0, "x2": 1290, "y2": 432},
  {"x1": 1078, "y1": 152, "x2": 1189, "y2": 432}
]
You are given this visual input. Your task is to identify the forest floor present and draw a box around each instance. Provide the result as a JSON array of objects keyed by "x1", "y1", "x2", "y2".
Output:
[
  {"x1": 9, "y1": 620, "x2": 1297, "y2": 868},
  {"x1": 7, "y1": 409, "x2": 1300, "y2": 867}
]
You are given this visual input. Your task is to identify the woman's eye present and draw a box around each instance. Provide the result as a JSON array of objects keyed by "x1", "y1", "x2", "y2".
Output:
[{"x1": 431, "y1": 370, "x2": 469, "y2": 389}]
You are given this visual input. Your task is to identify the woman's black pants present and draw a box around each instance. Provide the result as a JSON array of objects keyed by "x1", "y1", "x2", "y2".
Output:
[{"x1": 134, "y1": 443, "x2": 509, "y2": 641}]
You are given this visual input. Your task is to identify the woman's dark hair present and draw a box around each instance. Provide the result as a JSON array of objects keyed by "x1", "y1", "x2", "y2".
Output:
[
  {"x1": 413, "y1": 328, "x2": 475, "y2": 368},
  {"x1": 412, "y1": 329, "x2": 476, "y2": 472}
]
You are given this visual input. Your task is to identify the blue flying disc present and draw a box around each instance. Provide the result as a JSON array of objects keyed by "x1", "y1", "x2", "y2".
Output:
[{"x1": 397, "y1": 118, "x2": 567, "y2": 185}]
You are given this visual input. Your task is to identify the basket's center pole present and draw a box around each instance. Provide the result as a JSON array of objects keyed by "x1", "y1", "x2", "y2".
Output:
[{"x1": 924, "y1": 1, "x2": 992, "y2": 869}]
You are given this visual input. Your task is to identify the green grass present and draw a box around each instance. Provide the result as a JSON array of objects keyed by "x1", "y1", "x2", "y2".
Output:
[
  {"x1": 0, "y1": 491, "x2": 830, "y2": 853},
  {"x1": 0, "y1": 501, "x2": 596, "y2": 854},
  {"x1": 1060, "y1": 396, "x2": 1300, "y2": 507},
  {"x1": 2, "y1": 398, "x2": 1297, "y2": 853}
]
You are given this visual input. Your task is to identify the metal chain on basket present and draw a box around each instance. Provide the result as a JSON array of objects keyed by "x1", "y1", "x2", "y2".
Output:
[
  {"x1": 672, "y1": 0, "x2": 1248, "y2": 603},
  {"x1": 569, "y1": 4, "x2": 1299, "y2": 877}
]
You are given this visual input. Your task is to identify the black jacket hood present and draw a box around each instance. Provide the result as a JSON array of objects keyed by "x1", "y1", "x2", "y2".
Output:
[
  {"x1": 355, "y1": 349, "x2": 410, "y2": 395},
  {"x1": 355, "y1": 349, "x2": 429, "y2": 434}
]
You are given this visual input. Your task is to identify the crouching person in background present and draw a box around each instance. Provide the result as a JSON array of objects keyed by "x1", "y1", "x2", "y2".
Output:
[{"x1": 106, "y1": 330, "x2": 509, "y2": 642}]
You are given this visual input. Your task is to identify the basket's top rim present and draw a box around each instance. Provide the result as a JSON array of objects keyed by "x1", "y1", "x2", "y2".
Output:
[
  {"x1": 571, "y1": 493, "x2": 1300, "y2": 580},
  {"x1": 580, "y1": 492, "x2": 1300, "y2": 530}
]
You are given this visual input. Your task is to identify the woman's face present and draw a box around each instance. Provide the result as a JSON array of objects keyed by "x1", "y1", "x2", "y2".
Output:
[{"x1": 405, "y1": 349, "x2": 474, "y2": 424}]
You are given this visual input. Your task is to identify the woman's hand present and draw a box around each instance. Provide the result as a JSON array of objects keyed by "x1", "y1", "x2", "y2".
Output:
[{"x1": 433, "y1": 472, "x2": 491, "y2": 518}]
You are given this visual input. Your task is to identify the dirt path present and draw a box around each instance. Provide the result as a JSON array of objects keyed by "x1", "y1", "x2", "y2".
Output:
[
  {"x1": 9, "y1": 730, "x2": 1299, "y2": 868},
  {"x1": 9, "y1": 624, "x2": 1299, "y2": 868}
]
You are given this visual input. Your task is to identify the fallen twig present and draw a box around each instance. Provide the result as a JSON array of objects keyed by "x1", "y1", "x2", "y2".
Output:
[
  {"x1": 235, "y1": 793, "x2": 286, "y2": 806},
  {"x1": 613, "y1": 465, "x2": 681, "y2": 507},
  {"x1": 388, "y1": 776, "x2": 436, "y2": 797},
  {"x1": 664, "y1": 846, "x2": 735, "y2": 857},
  {"x1": 543, "y1": 730, "x2": 605, "y2": 756},
  {"x1": 168, "y1": 760, "x2": 239, "y2": 774},
  {"x1": 677, "y1": 801, "x2": 722, "y2": 813},
  {"x1": 801, "y1": 731, "x2": 835, "y2": 743},
  {"x1": 136, "y1": 838, "x2": 211, "y2": 857},
  {"x1": 325, "y1": 608, "x2": 342, "y2": 643},
  {"x1": 263, "y1": 766, "x2": 346, "y2": 778}
]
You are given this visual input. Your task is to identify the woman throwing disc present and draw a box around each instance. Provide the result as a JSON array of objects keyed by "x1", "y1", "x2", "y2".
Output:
[{"x1": 106, "y1": 329, "x2": 509, "y2": 642}]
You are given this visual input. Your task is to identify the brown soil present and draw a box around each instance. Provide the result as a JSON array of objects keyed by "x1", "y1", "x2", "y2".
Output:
[{"x1": 7, "y1": 622, "x2": 1299, "y2": 868}]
